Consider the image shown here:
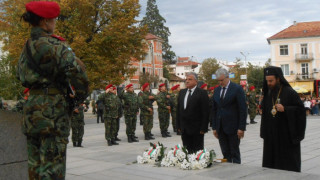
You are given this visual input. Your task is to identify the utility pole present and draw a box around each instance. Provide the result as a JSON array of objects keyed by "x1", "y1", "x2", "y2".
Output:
[{"x1": 240, "y1": 51, "x2": 249, "y2": 88}]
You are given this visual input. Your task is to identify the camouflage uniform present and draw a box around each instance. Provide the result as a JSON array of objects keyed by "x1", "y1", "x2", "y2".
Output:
[
  {"x1": 91, "y1": 100, "x2": 96, "y2": 114},
  {"x1": 16, "y1": 27, "x2": 89, "y2": 179},
  {"x1": 170, "y1": 92, "x2": 179, "y2": 131},
  {"x1": 115, "y1": 95, "x2": 123, "y2": 139},
  {"x1": 99, "y1": 92, "x2": 119, "y2": 141},
  {"x1": 71, "y1": 105, "x2": 85, "y2": 147},
  {"x1": 12, "y1": 98, "x2": 27, "y2": 113},
  {"x1": 156, "y1": 91, "x2": 170, "y2": 136},
  {"x1": 138, "y1": 91, "x2": 144, "y2": 125},
  {"x1": 119, "y1": 90, "x2": 139, "y2": 137},
  {"x1": 248, "y1": 91, "x2": 257, "y2": 122},
  {"x1": 139, "y1": 91, "x2": 155, "y2": 137}
]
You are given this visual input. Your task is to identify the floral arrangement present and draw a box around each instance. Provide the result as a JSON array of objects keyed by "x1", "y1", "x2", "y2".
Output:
[
  {"x1": 137, "y1": 142, "x2": 166, "y2": 165},
  {"x1": 137, "y1": 143, "x2": 216, "y2": 170}
]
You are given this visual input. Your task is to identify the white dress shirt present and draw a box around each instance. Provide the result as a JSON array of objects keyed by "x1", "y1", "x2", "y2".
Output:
[
  {"x1": 220, "y1": 80, "x2": 231, "y2": 98},
  {"x1": 184, "y1": 86, "x2": 197, "y2": 109}
]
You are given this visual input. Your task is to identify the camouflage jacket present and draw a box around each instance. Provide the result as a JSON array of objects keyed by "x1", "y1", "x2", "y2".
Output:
[
  {"x1": 248, "y1": 91, "x2": 256, "y2": 108},
  {"x1": 12, "y1": 98, "x2": 27, "y2": 113},
  {"x1": 116, "y1": 95, "x2": 123, "y2": 118},
  {"x1": 138, "y1": 91, "x2": 155, "y2": 116},
  {"x1": 119, "y1": 90, "x2": 139, "y2": 115},
  {"x1": 16, "y1": 27, "x2": 89, "y2": 137},
  {"x1": 156, "y1": 91, "x2": 170, "y2": 113},
  {"x1": 71, "y1": 105, "x2": 85, "y2": 124},
  {"x1": 98, "y1": 92, "x2": 119, "y2": 118},
  {"x1": 170, "y1": 92, "x2": 179, "y2": 112}
]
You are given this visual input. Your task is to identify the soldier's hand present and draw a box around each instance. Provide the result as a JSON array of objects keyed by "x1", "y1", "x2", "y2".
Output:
[
  {"x1": 166, "y1": 95, "x2": 170, "y2": 99},
  {"x1": 148, "y1": 108, "x2": 152, "y2": 112},
  {"x1": 74, "y1": 108, "x2": 79, "y2": 113},
  {"x1": 167, "y1": 106, "x2": 171, "y2": 110},
  {"x1": 148, "y1": 96, "x2": 154, "y2": 100},
  {"x1": 69, "y1": 93, "x2": 75, "y2": 98},
  {"x1": 106, "y1": 89, "x2": 110, "y2": 93},
  {"x1": 213, "y1": 130, "x2": 218, "y2": 139}
]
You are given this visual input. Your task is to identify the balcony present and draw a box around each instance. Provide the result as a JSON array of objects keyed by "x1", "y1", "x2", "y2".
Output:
[
  {"x1": 295, "y1": 53, "x2": 314, "y2": 62},
  {"x1": 296, "y1": 73, "x2": 314, "y2": 81}
]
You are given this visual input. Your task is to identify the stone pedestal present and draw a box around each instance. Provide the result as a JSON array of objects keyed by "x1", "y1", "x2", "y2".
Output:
[{"x1": 0, "y1": 110, "x2": 28, "y2": 179}]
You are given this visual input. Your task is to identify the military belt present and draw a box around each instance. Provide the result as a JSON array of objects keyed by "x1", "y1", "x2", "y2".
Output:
[{"x1": 29, "y1": 88, "x2": 61, "y2": 95}]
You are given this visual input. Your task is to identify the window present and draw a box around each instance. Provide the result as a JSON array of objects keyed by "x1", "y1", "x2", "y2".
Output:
[
  {"x1": 184, "y1": 66, "x2": 191, "y2": 70},
  {"x1": 301, "y1": 63, "x2": 309, "y2": 79},
  {"x1": 177, "y1": 73, "x2": 179, "y2": 75},
  {"x1": 301, "y1": 44, "x2": 308, "y2": 55},
  {"x1": 280, "y1": 64, "x2": 289, "y2": 76},
  {"x1": 280, "y1": 45, "x2": 288, "y2": 55}
]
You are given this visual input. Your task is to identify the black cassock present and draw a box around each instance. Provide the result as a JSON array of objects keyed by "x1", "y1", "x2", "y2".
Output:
[{"x1": 260, "y1": 86, "x2": 306, "y2": 172}]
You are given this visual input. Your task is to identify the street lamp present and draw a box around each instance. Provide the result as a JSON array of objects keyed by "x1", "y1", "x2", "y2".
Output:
[{"x1": 240, "y1": 51, "x2": 249, "y2": 88}]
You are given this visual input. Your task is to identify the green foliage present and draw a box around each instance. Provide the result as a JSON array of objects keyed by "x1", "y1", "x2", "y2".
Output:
[
  {"x1": 198, "y1": 58, "x2": 221, "y2": 87},
  {"x1": 0, "y1": 55, "x2": 23, "y2": 99},
  {"x1": 139, "y1": 72, "x2": 159, "y2": 87},
  {"x1": 140, "y1": 0, "x2": 176, "y2": 63},
  {"x1": 229, "y1": 58, "x2": 246, "y2": 84},
  {"x1": 163, "y1": 64, "x2": 170, "y2": 80},
  {"x1": 247, "y1": 62, "x2": 264, "y2": 90}
]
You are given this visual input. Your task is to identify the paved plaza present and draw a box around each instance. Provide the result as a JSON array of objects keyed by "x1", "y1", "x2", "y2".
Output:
[{"x1": 66, "y1": 110, "x2": 320, "y2": 180}]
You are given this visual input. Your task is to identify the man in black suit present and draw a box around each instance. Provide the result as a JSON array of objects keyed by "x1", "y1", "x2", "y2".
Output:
[
  {"x1": 212, "y1": 68, "x2": 247, "y2": 164},
  {"x1": 176, "y1": 72, "x2": 209, "y2": 154}
]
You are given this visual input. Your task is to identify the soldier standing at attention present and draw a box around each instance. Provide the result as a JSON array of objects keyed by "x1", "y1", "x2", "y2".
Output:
[
  {"x1": 139, "y1": 83, "x2": 156, "y2": 140},
  {"x1": 17, "y1": 1, "x2": 89, "y2": 179},
  {"x1": 138, "y1": 87, "x2": 144, "y2": 126},
  {"x1": 91, "y1": 100, "x2": 96, "y2": 114},
  {"x1": 248, "y1": 86, "x2": 257, "y2": 124},
  {"x1": 156, "y1": 83, "x2": 172, "y2": 138},
  {"x1": 113, "y1": 86, "x2": 122, "y2": 142},
  {"x1": 119, "y1": 84, "x2": 139, "y2": 143},
  {"x1": 98, "y1": 84, "x2": 119, "y2": 146},
  {"x1": 170, "y1": 84, "x2": 180, "y2": 134},
  {"x1": 71, "y1": 103, "x2": 85, "y2": 147},
  {"x1": 13, "y1": 88, "x2": 30, "y2": 113}
]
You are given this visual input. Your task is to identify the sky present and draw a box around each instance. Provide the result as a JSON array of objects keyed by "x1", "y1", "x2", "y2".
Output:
[{"x1": 139, "y1": 0, "x2": 320, "y2": 64}]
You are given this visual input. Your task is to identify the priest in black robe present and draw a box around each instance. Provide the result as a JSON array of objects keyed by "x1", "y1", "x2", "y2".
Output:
[{"x1": 260, "y1": 66, "x2": 306, "y2": 172}]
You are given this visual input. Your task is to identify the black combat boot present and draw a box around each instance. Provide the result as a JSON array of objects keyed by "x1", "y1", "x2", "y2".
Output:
[
  {"x1": 77, "y1": 141, "x2": 83, "y2": 147},
  {"x1": 145, "y1": 133, "x2": 151, "y2": 140},
  {"x1": 107, "y1": 140, "x2": 112, "y2": 146},
  {"x1": 173, "y1": 128, "x2": 177, "y2": 133},
  {"x1": 133, "y1": 134, "x2": 138, "y2": 139},
  {"x1": 128, "y1": 136, "x2": 133, "y2": 143},
  {"x1": 148, "y1": 132, "x2": 155, "y2": 140},
  {"x1": 166, "y1": 131, "x2": 172, "y2": 137},
  {"x1": 73, "y1": 142, "x2": 77, "y2": 147},
  {"x1": 131, "y1": 135, "x2": 139, "y2": 142},
  {"x1": 111, "y1": 139, "x2": 119, "y2": 145},
  {"x1": 250, "y1": 119, "x2": 257, "y2": 124},
  {"x1": 115, "y1": 136, "x2": 121, "y2": 141},
  {"x1": 150, "y1": 132, "x2": 154, "y2": 137},
  {"x1": 161, "y1": 131, "x2": 167, "y2": 138}
]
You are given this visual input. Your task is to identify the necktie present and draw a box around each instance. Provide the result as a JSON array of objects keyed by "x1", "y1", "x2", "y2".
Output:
[
  {"x1": 187, "y1": 89, "x2": 192, "y2": 106},
  {"x1": 220, "y1": 87, "x2": 226, "y2": 102}
]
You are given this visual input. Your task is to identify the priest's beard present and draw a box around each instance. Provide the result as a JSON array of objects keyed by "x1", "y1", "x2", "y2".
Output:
[{"x1": 268, "y1": 83, "x2": 281, "y2": 98}]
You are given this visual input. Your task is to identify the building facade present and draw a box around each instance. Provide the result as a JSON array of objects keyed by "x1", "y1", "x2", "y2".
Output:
[{"x1": 267, "y1": 21, "x2": 320, "y2": 93}]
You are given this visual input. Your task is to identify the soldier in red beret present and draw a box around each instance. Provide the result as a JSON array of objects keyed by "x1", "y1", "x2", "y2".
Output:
[
  {"x1": 18, "y1": 1, "x2": 89, "y2": 179},
  {"x1": 156, "y1": 83, "x2": 172, "y2": 137},
  {"x1": 200, "y1": 83, "x2": 208, "y2": 90},
  {"x1": 170, "y1": 84, "x2": 181, "y2": 134},
  {"x1": 248, "y1": 86, "x2": 257, "y2": 124}
]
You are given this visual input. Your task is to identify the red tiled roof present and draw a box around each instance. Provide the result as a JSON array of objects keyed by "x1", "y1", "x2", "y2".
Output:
[
  {"x1": 178, "y1": 57, "x2": 190, "y2": 61},
  {"x1": 145, "y1": 33, "x2": 161, "y2": 40},
  {"x1": 176, "y1": 61, "x2": 200, "y2": 66},
  {"x1": 267, "y1": 21, "x2": 320, "y2": 43},
  {"x1": 170, "y1": 74, "x2": 184, "y2": 81}
]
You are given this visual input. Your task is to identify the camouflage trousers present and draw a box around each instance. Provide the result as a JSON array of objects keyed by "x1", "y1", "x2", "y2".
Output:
[
  {"x1": 158, "y1": 111, "x2": 169, "y2": 132},
  {"x1": 104, "y1": 117, "x2": 117, "y2": 140},
  {"x1": 142, "y1": 114, "x2": 153, "y2": 133},
  {"x1": 115, "y1": 118, "x2": 120, "y2": 137},
  {"x1": 171, "y1": 110, "x2": 176, "y2": 130},
  {"x1": 124, "y1": 114, "x2": 137, "y2": 136},
  {"x1": 71, "y1": 120, "x2": 84, "y2": 143},
  {"x1": 248, "y1": 106, "x2": 256, "y2": 120},
  {"x1": 27, "y1": 135, "x2": 68, "y2": 180},
  {"x1": 139, "y1": 112, "x2": 144, "y2": 124}
]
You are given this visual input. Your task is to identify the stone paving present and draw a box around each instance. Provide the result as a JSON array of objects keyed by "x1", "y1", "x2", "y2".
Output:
[{"x1": 66, "y1": 110, "x2": 320, "y2": 180}]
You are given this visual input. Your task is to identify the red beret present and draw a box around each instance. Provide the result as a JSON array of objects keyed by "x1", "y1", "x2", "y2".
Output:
[
  {"x1": 105, "y1": 84, "x2": 113, "y2": 90},
  {"x1": 249, "y1": 86, "x2": 255, "y2": 91},
  {"x1": 200, "y1": 83, "x2": 207, "y2": 89},
  {"x1": 23, "y1": 88, "x2": 30, "y2": 94},
  {"x1": 26, "y1": 1, "x2": 60, "y2": 19},
  {"x1": 142, "y1": 83, "x2": 149, "y2": 91},
  {"x1": 113, "y1": 87, "x2": 117, "y2": 90},
  {"x1": 214, "y1": 85, "x2": 219, "y2": 88},
  {"x1": 126, "y1": 84, "x2": 133, "y2": 89},
  {"x1": 159, "y1": 83, "x2": 165, "y2": 88},
  {"x1": 209, "y1": 87, "x2": 215, "y2": 91},
  {"x1": 171, "y1": 84, "x2": 180, "y2": 91}
]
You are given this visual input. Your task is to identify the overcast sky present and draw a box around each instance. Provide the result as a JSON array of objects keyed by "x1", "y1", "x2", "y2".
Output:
[{"x1": 139, "y1": 0, "x2": 320, "y2": 64}]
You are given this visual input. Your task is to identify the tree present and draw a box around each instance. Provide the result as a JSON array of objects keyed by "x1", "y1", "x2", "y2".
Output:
[
  {"x1": 247, "y1": 62, "x2": 264, "y2": 91},
  {"x1": 139, "y1": 72, "x2": 159, "y2": 88},
  {"x1": 198, "y1": 58, "x2": 221, "y2": 87},
  {"x1": 140, "y1": 0, "x2": 176, "y2": 64},
  {"x1": 0, "y1": 0, "x2": 147, "y2": 94},
  {"x1": 229, "y1": 58, "x2": 246, "y2": 84}
]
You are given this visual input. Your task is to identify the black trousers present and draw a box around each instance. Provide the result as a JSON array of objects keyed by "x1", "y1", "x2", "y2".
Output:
[
  {"x1": 97, "y1": 109, "x2": 104, "y2": 123},
  {"x1": 218, "y1": 130, "x2": 241, "y2": 164},
  {"x1": 181, "y1": 132, "x2": 204, "y2": 154}
]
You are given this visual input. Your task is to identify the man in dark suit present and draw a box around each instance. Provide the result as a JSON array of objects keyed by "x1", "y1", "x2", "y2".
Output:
[
  {"x1": 177, "y1": 72, "x2": 209, "y2": 154},
  {"x1": 212, "y1": 68, "x2": 247, "y2": 164}
]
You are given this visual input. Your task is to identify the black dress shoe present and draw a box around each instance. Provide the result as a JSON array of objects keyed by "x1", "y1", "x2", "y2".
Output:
[
  {"x1": 111, "y1": 139, "x2": 119, "y2": 145},
  {"x1": 115, "y1": 137, "x2": 121, "y2": 141},
  {"x1": 250, "y1": 121, "x2": 257, "y2": 124}
]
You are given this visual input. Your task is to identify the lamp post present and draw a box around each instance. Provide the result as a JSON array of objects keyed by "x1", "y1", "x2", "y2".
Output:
[{"x1": 240, "y1": 51, "x2": 249, "y2": 88}]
